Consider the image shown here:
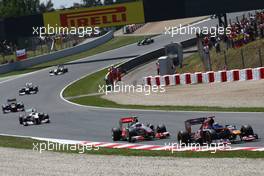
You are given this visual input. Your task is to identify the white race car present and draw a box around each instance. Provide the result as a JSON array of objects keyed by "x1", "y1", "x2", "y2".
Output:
[
  {"x1": 49, "y1": 65, "x2": 68, "y2": 76},
  {"x1": 19, "y1": 83, "x2": 38, "y2": 95},
  {"x1": 19, "y1": 108, "x2": 50, "y2": 126}
]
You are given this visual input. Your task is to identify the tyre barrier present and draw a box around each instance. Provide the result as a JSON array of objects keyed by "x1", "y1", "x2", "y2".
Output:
[{"x1": 144, "y1": 67, "x2": 264, "y2": 86}]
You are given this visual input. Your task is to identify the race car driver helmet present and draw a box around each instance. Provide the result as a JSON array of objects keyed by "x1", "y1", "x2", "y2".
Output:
[
  {"x1": 134, "y1": 122, "x2": 142, "y2": 128},
  {"x1": 212, "y1": 122, "x2": 222, "y2": 129}
]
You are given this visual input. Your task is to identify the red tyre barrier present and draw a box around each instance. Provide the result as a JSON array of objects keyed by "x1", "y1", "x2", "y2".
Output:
[
  {"x1": 260, "y1": 67, "x2": 264, "y2": 79},
  {"x1": 175, "y1": 74, "x2": 180, "y2": 85},
  {"x1": 146, "y1": 77, "x2": 151, "y2": 85},
  {"x1": 220, "y1": 71, "x2": 227, "y2": 82},
  {"x1": 185, "y1": 73, "x2": 191, "y2": 84},
  {"x1": 233, "y1": 70, "x2": 240, "y2": 81},
  {"x1": 155, "y1": 76, "x2": 160, "y2": 86},
  {"x1": 195, "y1": 72, "x2": 203, "y2": 83},
  {"x1": 245, "y1": 68, "x2": 253, "y2": 80},
  {"x1": 207, "y1": 71, "x2": 215, "y2": 83},
  {"x1": 164, "y1": 75, "x2": 170, "y2": 86}
]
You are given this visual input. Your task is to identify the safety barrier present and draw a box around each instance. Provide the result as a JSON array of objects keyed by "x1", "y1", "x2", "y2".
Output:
[
  {"x1": 0, "y1": 31, "x2": 114, "y2": 74},
  {"x1": 144, "y1": 67, "x2": 264, "y2": 86},
  {"x1": 105, "y1": 37, "x2": 198, "y2": 84}
]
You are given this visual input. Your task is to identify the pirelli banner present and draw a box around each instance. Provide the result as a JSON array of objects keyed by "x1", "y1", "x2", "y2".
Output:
[{"x1": 43, "y1": 1, "x2": 145, "y2": 28}]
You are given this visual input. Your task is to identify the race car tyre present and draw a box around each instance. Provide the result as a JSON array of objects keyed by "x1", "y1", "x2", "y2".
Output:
[
  {"x1": 19, "y1": 116, "x2": 23, "y2": 125},
  {"x1": 203, "y1": 131, "x2": 215, "y2": 144},
  {"x1": 157, "y1": 125, "x2": 167, "y2": 133},
  {"x1": 128, "y1": 131, "x2": 136, "y2": 143},
  {"x1": 23, "y1": 122, "x2": 28, "y2": 126},
  {"x1": 240, "y1": 125, "x2": 254, "y2": 137},
  {"x1": 177, "y1": 131, "x2": 190, "y2": 144},
  {"x1": 112, "y1": 128, "x2": 121, "y2": 141}
]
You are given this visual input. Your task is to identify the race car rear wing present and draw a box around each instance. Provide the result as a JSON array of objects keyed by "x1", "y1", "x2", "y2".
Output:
[
  {"x1": 119, "y1": 117, "x2": 138, "y2": 124},
  {"x1": 184, "y1": 116, "x2": 215, "y2": 132},
  {"x1": 7, "y1": 98, "x2": 17, "y2": 104}
]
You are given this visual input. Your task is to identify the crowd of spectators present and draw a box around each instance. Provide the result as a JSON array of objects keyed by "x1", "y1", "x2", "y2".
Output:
[{"x1": 199, "y1": 11, "x2": 264, "y2": 53}]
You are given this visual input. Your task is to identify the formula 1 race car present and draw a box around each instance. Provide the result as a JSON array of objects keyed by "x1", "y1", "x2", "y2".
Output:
[
  {"x1": 177, "y1": 116, "x2": 259, "y2": 144},
  {"x1": 49, "y1": 65, "x2": 68, "y2": 76},
  {"x1": 19, "y1": 83, "x2": 38, "y2": 95},
  {"x1": 19, "y1": 108, "x2": 50, "y2": 126},
  {"x1": 137, "y1": 37, "x2": 154, "y2": 46},
  {"x1": 112, "y1": 116, "x2": 170, "y2": 142},
  {"x1": 2, "y1": 99, "x2": 24, "y2": 114}
]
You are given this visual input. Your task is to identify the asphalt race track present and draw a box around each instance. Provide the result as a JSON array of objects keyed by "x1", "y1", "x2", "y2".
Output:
[{"x1": 0, "y1": 12, "x2": 263, "y2": 147}]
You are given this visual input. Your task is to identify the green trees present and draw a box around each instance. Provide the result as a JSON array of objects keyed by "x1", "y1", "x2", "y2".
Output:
[
  {"x1": 39, "y1": 0, "x2": 54, "y2": 13},
  {"x1": 0, "y1": 0, "x2": 54, "y2": 18},
  {"x1": 82, "y1": 0, "x2": 102, "y2": 7},
  {"x1": 104, "y1": 0, "x2": 114, "y2": 5}
]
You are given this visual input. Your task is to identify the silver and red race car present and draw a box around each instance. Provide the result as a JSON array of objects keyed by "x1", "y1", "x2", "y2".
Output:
[
  {"x1": 112, "y1": 116, "x2": 170, "y2": 142},
  {"x1": 177, "y1": 116, "x2": 259, "y2": 144}
]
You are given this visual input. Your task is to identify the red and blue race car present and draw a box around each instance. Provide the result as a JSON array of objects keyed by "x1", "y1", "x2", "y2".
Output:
[{"x1": 177, "y1": 116, "x2": 259, "y2": 144}]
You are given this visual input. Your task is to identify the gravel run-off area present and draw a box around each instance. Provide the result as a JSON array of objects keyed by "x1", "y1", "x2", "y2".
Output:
[{"x1": 0, "y1": 147, "x2": 264, "y2": 176}]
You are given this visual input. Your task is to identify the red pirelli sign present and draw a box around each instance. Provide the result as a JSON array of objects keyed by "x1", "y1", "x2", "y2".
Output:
[{"x1": 43, "y1": 1, "x2": 145, "y2": 28}]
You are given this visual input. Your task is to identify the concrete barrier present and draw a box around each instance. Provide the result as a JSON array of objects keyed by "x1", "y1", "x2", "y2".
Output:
[{"x1": 0, "y1": 31, "x2": 114, "y2": 74}]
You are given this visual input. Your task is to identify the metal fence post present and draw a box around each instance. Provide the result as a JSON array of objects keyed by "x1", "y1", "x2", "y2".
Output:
[
  {"x1": 209, "y1": 55, "x2": 212, "y2": 71},
  {"x1": 259, "y1": 47, "x2": 263, "y2": 67},
  {"x1": 224, "y1": 50, "x2": 228, "y2": 69},
  {"x1": 241, "y1": 48, "x2": 245, "y2": 68}
]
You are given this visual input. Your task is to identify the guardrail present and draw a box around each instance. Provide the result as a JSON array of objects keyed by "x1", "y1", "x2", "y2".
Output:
[
  {"x1": 104, "y1": 37, "x2": 197, "y2": 85},
  {"x1": 109, "y1": 38, "x2": 197, "y2": 78},
  {"x1": 0, "y1": 31, "x2": 114, "y2": 74}
]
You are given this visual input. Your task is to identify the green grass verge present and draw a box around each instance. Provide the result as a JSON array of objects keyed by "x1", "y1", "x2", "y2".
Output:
[
  {"x1": 63, "y1": 62, "x2": 264, "y2": 112},
  {"x1": 0, "y1": 36, "x2": 149, "y2": 78},
  {"x1": 63, "y1": 68, "x2": 108, "y2": 97},
  {"x1": 1, "y1": 135, "x2": 264, "y2": 158}
]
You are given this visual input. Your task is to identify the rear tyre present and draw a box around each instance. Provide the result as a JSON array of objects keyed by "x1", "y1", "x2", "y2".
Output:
[
  {"x1": 203, "y1": 131, "x2": 214, "y2": 144},
  {"x1": 112, "y1": 128, "x2": 121, "y2": 141},
  {"x1": 177, "y1": 131, "x2": 190, "y2": 144},
  {"x1": 19, "y1": 116, "x2": 23, "y2": 125}
]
